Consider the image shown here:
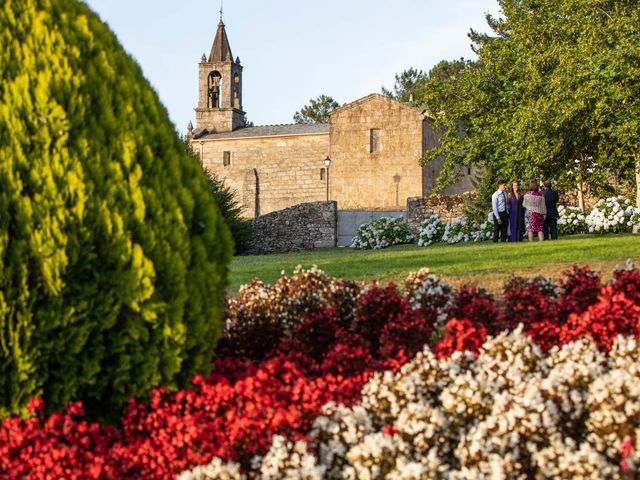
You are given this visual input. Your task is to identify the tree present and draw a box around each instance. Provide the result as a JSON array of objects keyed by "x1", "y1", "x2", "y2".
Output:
[
  {"x1": 418, "y1": 0, "x2": 640, "y2": 206},
  {"x1": 0, "y1": 0, "x2": 232, "y2": 418},
  {"x1": 206, "y1": 173, "x2": 253, "y2": 254},
  {"x1": 183, "y1": 139, "x2": 253, "y2": 254},
  {"x1": 381, "y1": 67, "x2": 427, "y2": 102},
  {"x1": 383, "y1": 60, "x2": 472, "y2": 107},
  {"x1": 293, "y1": 94, "x2": 340, "y2": 124}
]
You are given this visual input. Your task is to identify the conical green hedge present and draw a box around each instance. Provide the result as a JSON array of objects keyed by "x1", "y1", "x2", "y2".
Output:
[{"x1": 0, "y1": 0, "x2": 232, "y2": 417}]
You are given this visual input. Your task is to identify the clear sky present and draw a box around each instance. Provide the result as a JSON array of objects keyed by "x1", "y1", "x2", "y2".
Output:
[{"x1": 84, "y1": 0, "x2": 500, "y2": 134}]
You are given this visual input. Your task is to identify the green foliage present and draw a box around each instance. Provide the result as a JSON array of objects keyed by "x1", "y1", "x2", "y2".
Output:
[
  {"x1": 418, "y1": 0, "x2": 640, "y2": 205},
  {"x1": 382, "y1": 60, "x2": 471, "y2": 107},
  {"x1": 381, "y1": 67, "x2": 427, "y2": 102},
  {"x1": 206, "y1": 173, "x2": 253, "y2": 254},
  {"x1": 293, "y1": 94, "x2": 340, "y2": 124},
  {"x1": 0, "y1": 0, "x2": 232, "y2": 418},
  {"x1": 463, "y1": 168, "x2": 499, "y2": 224}
]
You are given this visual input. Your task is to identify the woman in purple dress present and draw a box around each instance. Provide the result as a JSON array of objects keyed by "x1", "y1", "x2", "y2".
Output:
[
  {"x1": 523, "y1": 181, "x2": 547, "y2": 242},
  {"x1": 508, "y1": 180, "x2": 525, "y2": 242}
]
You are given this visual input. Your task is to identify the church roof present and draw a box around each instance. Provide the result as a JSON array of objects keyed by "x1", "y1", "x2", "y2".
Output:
[
  {"x1": 198, "y1": 123, "x2": 330, "y2": 140},
  {"x1": 209, "y1": 19, "x2": 233, "y2": 63}
]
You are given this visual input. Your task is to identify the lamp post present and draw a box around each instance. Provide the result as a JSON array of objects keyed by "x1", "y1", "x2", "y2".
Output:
[{"x1": 324, "y1": 156, "x2": 331, "y2": 201}]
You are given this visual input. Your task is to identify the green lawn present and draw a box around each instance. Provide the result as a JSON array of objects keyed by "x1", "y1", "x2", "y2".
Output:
[{"x1": 229, "y1": 234, "x2": 640, "y2": 292}]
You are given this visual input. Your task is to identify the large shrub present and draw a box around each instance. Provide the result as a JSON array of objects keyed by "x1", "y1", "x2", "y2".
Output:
[
  {"x1": 350, "y1": 217, "x2": 415, "y2": 250},
  {"x1": 557, "y1": 205, "x2": 588, "y2": 235},
  {"x1": 0, "y1": 0, "x2": 232, "y2": 417},
  {"x1": 586, "y1": 196, "x2": 639, "y2": 233}
]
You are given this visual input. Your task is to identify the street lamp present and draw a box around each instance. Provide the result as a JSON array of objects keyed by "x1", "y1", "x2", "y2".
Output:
[{"x1": 324, "y1": 156, "x2": 331, "y2": 201}]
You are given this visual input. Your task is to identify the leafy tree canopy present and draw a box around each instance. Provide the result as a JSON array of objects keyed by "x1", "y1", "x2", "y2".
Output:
[
  {"x1": 293, "y1": 94, "x2": 340, "y2": 124},
  {"x1": 417, "y1": 0, "x2": 640, "y2": 206}
]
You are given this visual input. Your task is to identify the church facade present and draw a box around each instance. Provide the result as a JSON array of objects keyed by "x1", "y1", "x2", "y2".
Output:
[{"x1": 189, "y1": 19, "x2": 474, "y2": 218}]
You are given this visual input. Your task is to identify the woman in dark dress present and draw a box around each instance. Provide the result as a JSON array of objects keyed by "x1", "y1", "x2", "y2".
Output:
[{"x1": 508, "y1": 180, "x2": 525, "y2": 242}]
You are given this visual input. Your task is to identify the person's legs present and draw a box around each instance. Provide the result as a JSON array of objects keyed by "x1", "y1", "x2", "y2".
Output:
[
  {"x1": 543, "y1": 219, "x2": 550, "y2": 240},
  {"x1": 528, "y1": 231, "x2": 534, "y2": 242},
  {"x1": 550, "y1": 219, "x2": 558, "y2": 240},
  {"x1": 538, "y1": 231, "x2": 544, "y2": 241},
  {"x1": 500, "y1": 212, "x2": 509, "y2": 242},
  {"x1": 493, "y1": 216, "x2": 500, "y2": 243}
]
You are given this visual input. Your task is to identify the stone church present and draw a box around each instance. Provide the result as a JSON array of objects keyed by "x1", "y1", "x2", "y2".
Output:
[{"x1": 188, "y1": 18, "x2": 474, "y2": 218}]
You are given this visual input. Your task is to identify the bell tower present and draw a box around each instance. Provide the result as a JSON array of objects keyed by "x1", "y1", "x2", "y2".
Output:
[{"x1": 195, "y1": 17, "x2": 245, "y2": 133}]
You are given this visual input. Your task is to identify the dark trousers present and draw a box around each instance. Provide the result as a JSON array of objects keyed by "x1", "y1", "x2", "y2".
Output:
[
  {"x1": 493, "y1": 211, "x2": 509, "y2": 242},
  {"x1": 543, "y1": 218, "x2": 558, "y2": 240}
]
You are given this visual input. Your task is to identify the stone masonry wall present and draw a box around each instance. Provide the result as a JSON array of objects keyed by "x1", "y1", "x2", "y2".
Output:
[
  {"x1": 200, "y1": 133, "x2": 329, "y2": 218},
  {"x1": 406, "y1": 194, "x2": 474, "y2": 232},
  {"x1": 247, "y1": 201, "x2": 337, "y2": 254},
  {"x1": 329, "y1": 94, "x2": 425, "y2": 210}
]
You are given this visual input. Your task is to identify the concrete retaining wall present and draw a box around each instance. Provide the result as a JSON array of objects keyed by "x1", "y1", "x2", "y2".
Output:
[{"x1": 337, "y1": 210, "x2": 405, "y2": 247}]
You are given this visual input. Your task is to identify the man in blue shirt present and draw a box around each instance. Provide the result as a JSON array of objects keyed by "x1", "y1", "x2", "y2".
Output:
[{"x1": 492, "y1": 180, "x2": 509, "y2": 242}]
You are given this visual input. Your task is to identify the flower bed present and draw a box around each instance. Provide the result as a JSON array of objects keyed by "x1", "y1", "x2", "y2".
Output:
[
  {"x1": 2, "y1": 264, "x2": 640, "y2": 479},
  {"x1": 350, "y1": 217, "x2": 415, "y2": 250},
  {"x1": 417, "y1": 215, "x2": 492, "y2": 248},
  {"x1": 586, "y1": 196, "x2": 639, "y2": 233},
  {"x1": 354, "y1": 196, "x2": 639, "y2": 251},
  {"x1": 557, "y1": 205, "x2": 588, "y2": 235}
]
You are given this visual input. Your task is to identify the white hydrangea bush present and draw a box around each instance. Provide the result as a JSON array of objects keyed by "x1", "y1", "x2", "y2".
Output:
[
  {"x1": 629, "y1": 207, "x2": 640, "y2": 232},
  {"x1": 557, "y1": 205, "x2": 588, "y2": 235},
  {"x1": 586, "y1": 196, "x2": 637, "y2": 233},
  {"x1": 350, "y1": 216, "x2": 415, "y2": 250},
  {"x1": 418, "y1": 215, "x2": 491, "y2": 247},
  {"x1": 179, "y1": 330, "x2": 640, "y2": 479},
  {"x1": 417, "y1": 214, "x2": 444, "y2": 246},
  {"x1": 441, "y1": 217, "x2": 487, "y2": 244}
]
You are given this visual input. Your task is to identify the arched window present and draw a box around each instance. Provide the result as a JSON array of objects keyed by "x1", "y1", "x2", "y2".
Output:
[
  {"x1": 208, "y1": 71, "x2": 222, "y2": 108},
  {"x1": 233, "y1": 73, "x2": 241, "y2": 109}
]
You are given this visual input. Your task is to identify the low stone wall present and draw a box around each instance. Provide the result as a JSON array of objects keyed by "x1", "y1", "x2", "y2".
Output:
[
  {"x1": 406, "y1": 194, "x2": 473, "y2": 231},
  {"x1": 246, "y1": 201, "x2": 337, "y2": 254}
]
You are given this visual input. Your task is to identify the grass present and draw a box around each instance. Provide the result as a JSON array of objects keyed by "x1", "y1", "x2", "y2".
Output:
[{"x1": 229, "y1": 234, "x2": 640, "y2": 292}]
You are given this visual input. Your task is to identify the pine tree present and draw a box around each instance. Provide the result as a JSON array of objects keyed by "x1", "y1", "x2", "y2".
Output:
[{"x1": 206, "y1": 173, "x2": 253, "y2": 254}]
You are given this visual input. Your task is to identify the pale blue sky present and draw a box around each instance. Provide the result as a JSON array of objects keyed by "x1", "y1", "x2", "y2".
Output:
[{"x1": 84, "y1": 0, "x2": 500, "y2": 134}]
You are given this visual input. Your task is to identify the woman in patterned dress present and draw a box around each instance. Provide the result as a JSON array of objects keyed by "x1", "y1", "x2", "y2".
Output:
[{"x1": 523, "y1": 181, "x2": 547, "y2": 242}]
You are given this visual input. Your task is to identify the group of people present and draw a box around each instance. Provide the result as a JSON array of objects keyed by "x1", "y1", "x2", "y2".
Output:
[{"x1": 492, "y1": 180, "x2": 559, "y2": 243}]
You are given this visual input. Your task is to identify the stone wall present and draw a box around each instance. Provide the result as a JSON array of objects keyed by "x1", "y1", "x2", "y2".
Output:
[
  {"x1": 196, "y1": 94, "x2": 479, "y2": 218},
  {"x1": 406, "y1": 194, "x2": 473, "y2": 231},
  {"x1": 329, "y1": 94, "x2": 425, "y2": 210},
  {"x1": 200, "y1": 132, "x2": 329, "y2": 218},
  {"x1": 422, "y1": 120, "x2": 477, "y2": 196},
  {"x1": 247, "y1": 201, "x2": 337, "y2": 254}
]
